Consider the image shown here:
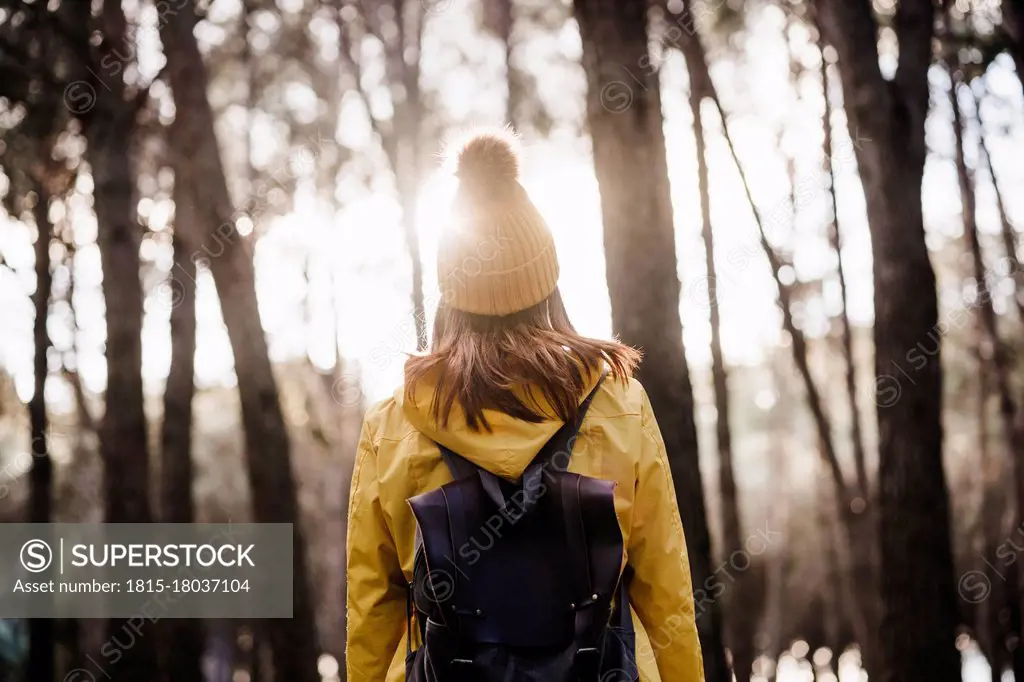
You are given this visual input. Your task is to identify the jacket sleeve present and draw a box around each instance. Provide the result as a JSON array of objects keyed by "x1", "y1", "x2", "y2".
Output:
[
  {"x1": 628, "y1": 388, "x2": 706, "y2": 682},
  {"x1": 346, "y1": 416, "x2": 407, "y2": 682}
]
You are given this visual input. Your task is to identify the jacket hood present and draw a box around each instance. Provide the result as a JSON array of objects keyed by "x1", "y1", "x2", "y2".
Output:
[{"x1": 398, "y1": 367, "x2": 602, "y2": 480}]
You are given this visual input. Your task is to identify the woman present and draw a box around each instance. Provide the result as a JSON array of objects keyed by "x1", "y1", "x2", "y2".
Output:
[{"x1": 345, "y1": 131, "x2": 704, "y2": 682}]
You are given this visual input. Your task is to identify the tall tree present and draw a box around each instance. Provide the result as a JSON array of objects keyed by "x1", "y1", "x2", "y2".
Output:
[
  {"x1": 335, "y1": 0, "x2": 429, "y2": 350},
  {"x1": 950, "y1": 66, "x2": 1024, "y2": 682},
  {"x1": 1002, "y1": 0, "x2": 1024, "y2": 95},
  {"x1": 711, "y1": 73, "x2": 880, "y2": 672},
  {"x1": 818, "y1": 28, "x2": 869, "y2": 501},
  {"x1": 688, "y1": 57, "x2": 753, "y2": 682},
  {"x1": 974, "y1": 343, "x2": 1007, "y2": 682},
  {"x1": 486, "y1": 0, "x2": 521, "y2": 129},
  {"x1": 976, "y1": 109, "x2": 1024, "y2": 320},
  {"x1": 29, "y1": 181, "x2": 55, "y2": 682},
  {"x1": 159, "y1": 190, "x2": 202, "y2": 681},
  {"x1": 159, "y1": 4, "x2": 320, "y2": 681},
  {"x1": 572, "y1": 2, "x2": 729, "y2": 680},
  {"x1": 816, "y1": 1, "x2": 961, "y2": 680},
  {"x1": 60, "y1": 0, "x2": 164, "y2": 677},
  {"x1": 666, "y1": 6, "x2": 880, "y2": 664}
]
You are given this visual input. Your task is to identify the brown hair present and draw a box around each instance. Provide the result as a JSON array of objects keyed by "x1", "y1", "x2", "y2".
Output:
[{"x1": 405, "y1": 288, "x2": 640, "y2": 431}]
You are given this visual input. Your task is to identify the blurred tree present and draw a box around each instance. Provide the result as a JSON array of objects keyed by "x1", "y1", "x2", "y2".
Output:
[
  {"x1": 976, "y1": 94, "x2": 1024, "y2": 320},
  {"x1": 159, "y1": 2, "x2": 320, "y2": 680},
  {"x1": 1002, "y1": 0, "x2": 1024, "y2": 93},
  {"x1": 28, "y1": 182, "x2": 54, "y2": 682},
  {"x1": 480, "y1": 0, "x2": 564, "y2": 136},
  {"x1": 950, "y1": 63, "x2": 1024, "y2": 682},
  {"x1": 159, "y1": 186, "x2": 201, "y2": 679},
  {"x1": 816, "y1": 24, "x2": 869, "y2": 503},
  {"x1": 974, "y1": 340, "x2": 1007, "y2": 682},
  {"x1": 0, "y1": 0, "x2": 164, "y2": 677},
  {"x1": 76, "y1": 0, "x2": 162, "y2": 675},
  {"x1": 816, "y1": 1, "x2": 961, "y2": 680},
  {"x1": 483, "y1": 0, "x2": 521, "y2": 129},
  {"x1": 335, "y1": 0, "x2": 431, "y2": 350},
  {"x1": 686, "y1": 43, "x2": 754, "y2": 682},
  {"x1": 0, "y1": 39, "x2": 68, "y2": 678},
  {"x1": 664, "y1": 1, "x2": 880, "y2": 668},
  {"x1": 572, "y1": 1, "x2": 730, "y2": 680}
]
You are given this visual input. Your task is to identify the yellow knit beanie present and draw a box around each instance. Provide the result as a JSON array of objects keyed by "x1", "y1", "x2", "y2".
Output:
[{"x1": 437, "y1": 131, "x2": 559, "y2": 316}]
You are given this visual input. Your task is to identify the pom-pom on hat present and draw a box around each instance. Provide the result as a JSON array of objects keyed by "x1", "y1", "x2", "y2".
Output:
[{"x1": 437, "y1": 128, "x2": 559, "y2": 317}]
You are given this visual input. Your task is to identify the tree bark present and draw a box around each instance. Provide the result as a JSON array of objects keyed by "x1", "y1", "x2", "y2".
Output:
[
  {"x1": 1003, "y1": 0, "x2": 1024, "y2": 96},
  {"x1": 818, "y1": 33, "x2": 869, "y2": 501},
  {"x1": 951, "y1": 69, "x2": 1024, "y2": 682},
  {"x1": 29, "y1": 183, "x2": 54, "y2": 682},
  {"x1": 704, "y1": 76, "x2": 881, "y2": 671},
  {"x1": 671, "y1": 5, "x2": 878, "y2": 667},
  {"x1": 688, "y1": 64, "x2": 752, "y2": 682},
  {"x1": 159, "y1": 194, "x2": 202, "y2": 681},
  {"x1": 817, "y1": 1, "x2": 961, "y2": 680},
  {"x1": 80, "y1": 1, "x2": 160, "y2": 678},
  {"x1": 572, "y1": 2, "x2": 729, "y2": 680},
  {"x1": 976, "y1": 121, "x2": 1024, "y2": 321},
  {"x1": 975, "y1": 347, "x2": 1006, "y2": 682},
  {"x1": 495, "y1": 0, "x2": 521, "y2": 129},
  {"x1": 336, "y1": 0, "x2": 427, "y2": 350},
  {"x1": 159, "y1": 4, "x2": 321, "y2": 681},
  {"x1": 396, "y1": 0, "x2": 427, "y2": 350}
]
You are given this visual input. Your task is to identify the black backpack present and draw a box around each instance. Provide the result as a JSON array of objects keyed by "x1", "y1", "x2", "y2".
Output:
[{"x1": 405, "y1": 377, "x2": 639, "y2": 681}]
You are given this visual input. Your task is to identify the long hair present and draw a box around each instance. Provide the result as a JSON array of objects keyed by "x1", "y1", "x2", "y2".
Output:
[{"x1": 405, "y1": 288, "x2": 640, "y2": 431}]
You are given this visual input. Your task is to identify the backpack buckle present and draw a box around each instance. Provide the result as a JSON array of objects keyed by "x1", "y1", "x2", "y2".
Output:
[
  {"x1": 574, "y1": 647, "x2": 601, "y2": 678},
  {"x1": 450, "y1": 658, "x2": 474, "y2": 682}
]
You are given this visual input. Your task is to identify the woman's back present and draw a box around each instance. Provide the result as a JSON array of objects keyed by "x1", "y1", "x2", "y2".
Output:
[{"x1": 345, "y1": 131, "x2": 704, "y2": 682}]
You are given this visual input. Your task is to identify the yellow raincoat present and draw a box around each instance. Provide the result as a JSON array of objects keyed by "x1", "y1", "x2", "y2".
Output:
[{"x1": 345, "y1": 370, "x2": 706, "y2": 682}]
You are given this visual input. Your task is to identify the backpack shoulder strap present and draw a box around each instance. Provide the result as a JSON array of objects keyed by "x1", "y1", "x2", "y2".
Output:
[
  {"x1": 438, "y1": 444, "x2": 477, "y2": 481},
  {"x1": 436, "y1": 372, "x2": 607, "y2": 482},
  {"x1": 528, "y1": 372, "x2": 606, "y2": 475}
]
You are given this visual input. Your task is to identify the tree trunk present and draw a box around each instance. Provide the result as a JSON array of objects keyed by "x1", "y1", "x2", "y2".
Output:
[
  {"x1": 688, "y1": 64, "x2": 752, "y2": 682},
  {"x1": 818, "y1": 1, "x2": 961, "y2": 680},
  {"x1": 816, "y1": 459, "x2": 844, "y2": 662},
  {"x1": 701, "y1": 68, "x2": 881, "y2": 671},
  {"x1": 818, "y1": 34, "x2": 869, "y2": 501},
  {"x1": 159, "y1": 5, "x2": 321, "y2": 681},
  {"x1": 951, "y1": 69, "x2": 1024, "y2": 682},
  {"x1": 159, "y1": 194, "x2": 203, "y2": 681},
  {"x1": 81, "y1": 2, "x2": 160, "y2": 677},
  {"x1": 87, "y1": 94, "x2": 160, "y2": 682},
  {"x1": 976, "y1": 122, "x2": 1024, "y2": 321},
  {"x1": 975, "y1": 347, "x2": 1006, "y2": 682},
  {"x1": 398, "y1": 7, "x2": 427, "y2": 352},
  {"x1": 572, "y1": 2, "x2": 729, "y2": 681},
  {"x1": 495, "y1": 0, "x2": 521, "y2": 129},
  {"x1": 29, "y1": 184, "x2": 54, "y2": 682},
  {"x1": 398, "y1": 176, "x2": 427, "y2": 351},
  {"x1": 1003, "y1": 0, "x2": 1024, "y2": 96}
]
